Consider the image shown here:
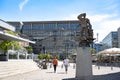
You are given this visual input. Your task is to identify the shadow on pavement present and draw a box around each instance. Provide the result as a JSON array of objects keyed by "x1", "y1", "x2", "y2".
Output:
[
  {"x1": 46, "y1": 72, "x2": 54, "y2": 73},
  {"x1": 62, "y1": 72, "x2": 120, "y2": 80},
  {"x1": 62, "y1": 78, "x2": 76, "y2": 80},
  {"x1": 57, "y1": 72, "x2": 66, "y2": 74},
  {"x1": 46, "y1": 71, "x2": 66, "y2": 74},
  {"x1": 93, "y1": 72, "x2": 120, "y2": 80}
]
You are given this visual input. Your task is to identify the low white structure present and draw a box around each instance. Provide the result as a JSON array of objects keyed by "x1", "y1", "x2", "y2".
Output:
[
  {"x1": 0, "y1": 31, "x2": 35, "y2": 44},
  {"x1": 0, "y1": 19, "x2": 35, "y2": 44},
  {"x1": 0, "y1": 19, "x2": 15, "y2": 31},
  {"x1": 0, "y1": 19, "x2": 35, "y2": 61}
]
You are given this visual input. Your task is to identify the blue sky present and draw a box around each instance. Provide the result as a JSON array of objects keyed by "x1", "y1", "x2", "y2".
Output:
[{"x1": 0, "y1": 0, "x2": 120, "y2": 42}]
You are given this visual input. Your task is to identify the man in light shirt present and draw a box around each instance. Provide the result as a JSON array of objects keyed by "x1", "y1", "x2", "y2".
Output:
[{"x1": 63, "y1": 58, "x2": 69, "y2": 74}]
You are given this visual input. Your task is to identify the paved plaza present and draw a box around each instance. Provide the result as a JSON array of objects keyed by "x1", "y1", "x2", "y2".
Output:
[{"x1": 0, "y1": 61, "x2": 120, "y2": 80}]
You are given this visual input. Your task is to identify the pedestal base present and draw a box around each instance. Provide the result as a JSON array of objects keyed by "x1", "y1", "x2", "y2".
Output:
[{"x1": 75, "y1": 47, "x2": 93, "y2": 80}]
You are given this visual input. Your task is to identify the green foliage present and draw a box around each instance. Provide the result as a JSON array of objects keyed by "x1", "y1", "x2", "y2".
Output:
[
  {"x1": 97, "y1": 54, "x2": 111, "y2": 63},
  {"x1": 38, "y1": 54, "x2": 44, "y2": 59},
  {"x1": 4, "y1": 30, "x2": 18, "y2": 36},
  {"x1": 0, "y1": 40, "x2": 21, "y2": 54},
  {"x1": 12, "y1": 41, "x2": 21, "y2": 50},
  {"x1": 0, "y1": 30, "x2": 22, "y2": 55},
  {"x1": 38, "y1": 54, "x2": 53, "y2": 60},
  {"x1": 25, "y1": 46, "x2": 33, "y2": 53},
  {"x1": 97, "y1": 53, "x2": 103, "y2": 61},
  {"x1": 90, "y1": 48, "x2": 96, "y2": 54},
  {"x1": 47, "y1": 54, "x2": 53, "y2": 59},
  {"x1": 67, "y1": 55, "x2": 72, "y2": 60},
  {"x1": 55, "y1": 55, "x2": 59, "y2": 59}
]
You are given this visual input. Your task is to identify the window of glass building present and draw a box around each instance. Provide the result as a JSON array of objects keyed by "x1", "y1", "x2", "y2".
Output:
[
  {"x1": 57, "y1": 23, "x2": 68, "y2": 30},
  {"x1": 15, "y1": 26, "x2": 20, "y2": 32},
  {"x1": 23, "y1": 24, "x2": 31, "y2": 30},
  {"x1": 32, "y1": 24, "x2": 43, "y2": 30},
  {"x1": 112, "y1": 32, "x2": 118, "y2": 40},
  {"x1": 70, "y1": 23, "x2": 79, "y2": 30},
  {"x1": 44, "y1": 23, "x2": 56, "y2": 30}
]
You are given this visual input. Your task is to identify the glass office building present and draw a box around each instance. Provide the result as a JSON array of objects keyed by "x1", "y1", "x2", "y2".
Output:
[
  {"x1": 118, "y1": 28, "x2": 120, "y2": 48},
  {"x1": 102, "y1": 31, "x2": 118, "y2": 49},
  {"x1": 8, "y1": 20, "x2": 80, "y2": 57}
]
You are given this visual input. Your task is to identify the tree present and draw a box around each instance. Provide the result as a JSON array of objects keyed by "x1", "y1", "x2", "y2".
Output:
[
  {"x1": 25, "y1": 46, "x2": 33, "y2": 53},
  {"x1": 38, "y1": 54, "x2": 53, "y2": 60},
  {"x1": 0, "y1": 40, "x2": 21, "y2": 55},
  {"x1": 90, "y1": 48, "x2": 96, "y2": 55},
  {"x1": 37, "y1": 54, "x2": 53, "y2": 69},
  {"x1": 0, "y1": 30, "x2": 22, "y2": 55}
]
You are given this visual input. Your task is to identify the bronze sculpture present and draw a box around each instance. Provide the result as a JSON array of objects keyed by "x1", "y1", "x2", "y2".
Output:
[{"x1": 77, "y1": 13, "x2": 94, "y2": 47}]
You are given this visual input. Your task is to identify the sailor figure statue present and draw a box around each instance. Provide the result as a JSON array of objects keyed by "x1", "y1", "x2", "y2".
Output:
[
  {"x1": 77, "y1": 13, "x2": 94, "y2": 47},
  {"x1": 75, "y1": 13, "x2": 93, "y2": 80}
]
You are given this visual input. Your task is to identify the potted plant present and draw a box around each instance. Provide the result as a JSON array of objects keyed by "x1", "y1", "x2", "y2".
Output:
[{"x1": 38, "y1": 54, "x2": 53, "y2": 69}]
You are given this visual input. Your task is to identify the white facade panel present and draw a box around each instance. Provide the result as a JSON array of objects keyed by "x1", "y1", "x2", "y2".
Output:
[{"x1": 0, "y1": 19, "x2": 15, "y2": 31}]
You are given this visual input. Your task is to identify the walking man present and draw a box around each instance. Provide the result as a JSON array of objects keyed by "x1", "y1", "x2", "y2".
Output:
[{"x1": 63, "y1": 58, "x2": 69, "y2": 74}]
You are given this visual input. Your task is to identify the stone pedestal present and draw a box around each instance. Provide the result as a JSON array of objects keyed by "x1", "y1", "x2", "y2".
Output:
[{"x1": 76, "y1": 47, "x2": 93, "y2": 80}]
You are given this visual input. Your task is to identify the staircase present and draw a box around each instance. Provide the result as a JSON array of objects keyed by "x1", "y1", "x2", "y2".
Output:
[{"x1": 0, "y1": 60, "x2": 39, "y2": 78}]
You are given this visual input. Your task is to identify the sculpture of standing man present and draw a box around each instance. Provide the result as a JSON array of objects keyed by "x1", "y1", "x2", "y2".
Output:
[{"x1": 77, "y1": 13, "x2": 94, "y2": 47}]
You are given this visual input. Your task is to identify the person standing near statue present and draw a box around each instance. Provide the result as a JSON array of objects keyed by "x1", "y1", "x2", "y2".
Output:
[
  {"x1": 63, "y1": 58, "x2": 69, "y2": 74},
  {"x1": 52, "y1": 57, "x2": 58, "y2": 73}
]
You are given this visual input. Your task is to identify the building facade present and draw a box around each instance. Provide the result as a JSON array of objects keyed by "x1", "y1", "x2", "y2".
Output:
[
  {"x1": 0, "y1": 19, "x2": 35, "y2": 60},
  {"x1": 93, "y1": 42, "x2": 103, "y2": 53},
  {"x1": 117, "y1": 28, "x2": 120, "y2": 48},
  {"x1": 102, "y1": 31, "x2": 118, "y2": 49},
  {"x1": 8, "y1": 20, "x2": 80, "y2": 57}
]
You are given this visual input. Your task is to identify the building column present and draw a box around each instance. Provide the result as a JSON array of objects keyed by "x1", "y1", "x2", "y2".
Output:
[
  {"x1": 17, "y1": 52, "x2": 19, "y2": 59},
  {"x1": 31, "y1": 53, "x2": 34, "y2": 59},
  {"x1": 25, "y1": 53, "x2": 27, "y2": 59}
]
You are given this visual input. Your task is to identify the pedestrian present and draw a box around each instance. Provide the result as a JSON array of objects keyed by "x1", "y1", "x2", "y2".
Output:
[
  {"x1": 52, "y1": 57, "x2": 58, "y2": 73},
  {"x1": 63, "y1": 58, "x2": 69, "y2": 74}
]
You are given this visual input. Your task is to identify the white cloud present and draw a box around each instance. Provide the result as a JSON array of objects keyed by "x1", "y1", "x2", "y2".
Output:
[
  {"x1": 19, "y1": 0, "x2": 29, "y2": 11},
  {"x1": 88, "y1": 14, "x2": 117, "y2": 22},
  {"x1": 104, "y1": 0, "x2": 118, "y2": 11},
  {"x1": 89, "y1": 14, "x2": 120, "y2": 42},
  {"x1": 104, "y1": 4, "x2": 118, "y2": 11},
  {"x1": 60, "y1": 14, "x2": 78, "y2": 20},
  {"x1": 61, "y1": 13, "x2": 120, "y2": 42}
]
